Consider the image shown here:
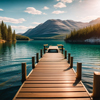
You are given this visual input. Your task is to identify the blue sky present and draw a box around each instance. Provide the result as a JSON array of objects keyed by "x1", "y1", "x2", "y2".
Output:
[{"x1": 0, "y1": 0, "x2": 100, "y2": 33}]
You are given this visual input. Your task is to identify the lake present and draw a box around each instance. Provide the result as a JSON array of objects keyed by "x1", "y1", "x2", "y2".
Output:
[{"x1": 0, "y1": 40, "x2": 100, "y2": 100}]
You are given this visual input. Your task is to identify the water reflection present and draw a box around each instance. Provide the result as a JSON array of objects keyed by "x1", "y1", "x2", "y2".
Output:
[{"x1": 0, "y1": 42, "x2": 16, "y2": 62}]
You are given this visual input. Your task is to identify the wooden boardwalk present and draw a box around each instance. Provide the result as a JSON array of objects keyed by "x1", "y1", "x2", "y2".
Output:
[{"x1": 13, "y1": 46, "x2": 91, "y2": 100}]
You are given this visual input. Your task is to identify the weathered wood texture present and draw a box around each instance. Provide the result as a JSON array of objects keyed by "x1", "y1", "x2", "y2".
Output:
[{"x1": 13, "y1": 46, "x2": 90, "y2": 100}]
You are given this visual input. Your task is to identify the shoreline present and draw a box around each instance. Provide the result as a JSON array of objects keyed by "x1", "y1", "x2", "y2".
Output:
[
  {"x1": 0, "y1": 40, "x2": 6, "y2": 43},
  {"x1": 65, "y1": 40, "x2": 100, "y2": 45}
]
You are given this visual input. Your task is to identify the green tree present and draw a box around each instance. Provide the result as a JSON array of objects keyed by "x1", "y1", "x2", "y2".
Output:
[
  {"x1": 0, "y1": 26, "x2": 2, "y2": 40},
  {"x1": 12, "y1": 30, "x2": 16, "y2": 41},
  {"x1": 7, "y1": 25, "x2": 12, "y2": 41},
  {"x1": 1, "y1": 21, "x2": 6, "y2": 40},
  {"x1": 3, "y1": 24, "x2": 8, "y2": 40},
  {"x1": 65, "y1": 23, "x2": 100, "y2": 41}
]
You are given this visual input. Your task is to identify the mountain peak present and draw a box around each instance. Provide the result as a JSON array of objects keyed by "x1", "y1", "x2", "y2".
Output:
[{"x1": 89, "y1": 17, "x2": 100, "y2": 25}]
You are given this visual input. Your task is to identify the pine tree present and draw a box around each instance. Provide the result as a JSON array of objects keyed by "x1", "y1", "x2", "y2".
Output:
[
  {"x1": 1, "y1": 21, "x2": 5, "y2": 40},
  {"x1": 0, "y1": 26, "x2": 2, "y2": 40},
  {"x1": 7, "y1": 25, "x2": 12, "y2": 41},
  {"x1": 3, "y1": 24, "x2": 7, "y2": 40},
  {"x1": 12, "y1": 30, "x2": 16, "y2": 41}
]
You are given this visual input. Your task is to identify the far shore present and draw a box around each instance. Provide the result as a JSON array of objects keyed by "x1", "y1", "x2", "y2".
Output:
[
  {"x1": 65, "y1": 40, "x2": 100, "y2": 45},
  {"x1": 17, "y1": 39, "x2": 33, "y2": 41}
]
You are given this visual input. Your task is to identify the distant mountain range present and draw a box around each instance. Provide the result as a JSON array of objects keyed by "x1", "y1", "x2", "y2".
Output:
[{"x1": 22, "y1": 18, "x2": 100, "y2": 39}]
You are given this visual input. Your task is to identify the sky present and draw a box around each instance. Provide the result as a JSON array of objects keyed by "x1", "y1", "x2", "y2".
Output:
[{"x1": 0, "y1": 0, "x2": 100, "y2": 33}]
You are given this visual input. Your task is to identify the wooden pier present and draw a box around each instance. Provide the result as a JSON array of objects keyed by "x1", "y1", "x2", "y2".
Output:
[{"x1": 13, "y1": 45, "x2": 91, "y2": 100}]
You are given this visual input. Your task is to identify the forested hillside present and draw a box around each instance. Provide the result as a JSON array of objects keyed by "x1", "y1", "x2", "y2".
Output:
[
  {"x1": 65, "y1": 23, "x2": 100, "y2": 42},
  {"x1": 16, "y1": 34, "x2": 30, "y2": 40},
  {"x1": 0, "y1": 21, "x2": 16, "y2": 42}
]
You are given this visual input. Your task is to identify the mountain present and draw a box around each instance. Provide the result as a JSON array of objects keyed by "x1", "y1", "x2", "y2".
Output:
[
  {"x1": 23, "y1": 18, "x2": 100, "y2": 39},
  {"x1": 89, "y1": 18, "x2": 100, "y2": 25}
]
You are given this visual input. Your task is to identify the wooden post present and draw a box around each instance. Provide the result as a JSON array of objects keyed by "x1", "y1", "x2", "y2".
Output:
[
  {"x1": 40, "y1": 49, "x2": 42, "y2": 58},
  {"x1": 70, "y1": 57, "x2": 73, "y2": 68},
  {"x1": 93, "y1": 72, "x2": 100, "y2": 98},
  {"x1": 76, "y1": 62, "x2": 82, "y2": 80},
  {"x1": 44, "y1": 45, "x2": 45, "y2": 54},
  {"x1": 68, "y1": 53, "x2": 70, "y2": 63},
  {"x1": 65, "y1": 50, "x2": 67, "y2": 59},
  {"x1": 36, "y1": 53, "x2": 39, "y2": 63},
  {"x1": 62, "y1": 45, "x2": 63, "y2": 54},
  {"x1": 32, "y1": 57, "x2": 35, "y2": 69},
  {"x1": 22, "y1": 63, "x2": 27, "y2": 83}
]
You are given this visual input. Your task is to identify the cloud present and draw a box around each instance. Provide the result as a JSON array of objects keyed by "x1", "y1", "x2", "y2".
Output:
[
  {"x1": 32, "y1": 22, "x2": 40, "y2": 25},
  {"x1": 52, "y1": 10, "x2": 65, "y2": 14},
  {"x1": 0, "y1": 16, "x2": 25, "y2": 24},
  {"x1": 24, "y1": 7, "x2": 42, "y2": 15},
  {"x1": 43, "y1": 13, "x2": 47, "y2": 15},
  {"x1": 54, "y1": 2, "x2": 66, "y2": 8},
  {"x1": 61, "y1": 0, "x2": 73, "y2": 3},
  {"x1": 79, "y1": 0, "x2": 82, "y2": 2},
  {"x1": 57, "y1": 0, "x2": 60, "y2": 1},
  {"x1": 0, "y1": 8, "x2": 3, "y2": 11},
  {"x1": 43, "y1": 6, "x2": 49, "y2": 10},
  {"x1": 11, "y1": 25, "x2": 34, "y2": 30}
]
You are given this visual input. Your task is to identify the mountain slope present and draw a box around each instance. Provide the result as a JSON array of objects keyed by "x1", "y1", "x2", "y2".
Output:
[{"x1": 23, "y1": 18, "x2": 100, "y2": 39}]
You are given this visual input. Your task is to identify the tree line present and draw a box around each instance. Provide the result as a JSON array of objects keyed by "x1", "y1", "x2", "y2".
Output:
[
  {"x1": 0, "y1": 21, "x2": 16, "y2": 41},
  {"x1": 16, "y1": 34, "x2": 30, "y2": 40},
  {"x1": 65, "y1": 23, "x2": 100, "y2": 41}
]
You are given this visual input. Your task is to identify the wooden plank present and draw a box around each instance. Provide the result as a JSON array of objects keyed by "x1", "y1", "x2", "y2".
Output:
[
  {"x1": 37, "y1": 62, "x2": 68, "y2": 65},
  {"x1": 24, "y1": 81, "x2": 79, "y2": 84},
  {"x1": 24, "y1": 81, "x2": 80, "y2": 84},
  {"x1": 16, "y1": 98, "x2": 90, "y2": 100},
  {"x1": 20, "y1": 87, "x2": 86, "y2": 92},
  {"x1": 17, "y1": 92, "x2": 89, "y2": 98},
  {"x1": 23, "y1": 84, "x2": 83, "y2": 88},
  {"x1": 28, "y1": 76, "x2": 76, "y2": 78},
  {"x1": 29, "y1": 75, "x2": 75, "y2": 77},
  {"x1": 27, "y1": 78, "x2": 76, "y2": 81}
]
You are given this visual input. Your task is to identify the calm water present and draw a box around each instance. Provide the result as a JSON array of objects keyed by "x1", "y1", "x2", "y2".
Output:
[{"x1": 0, "y1": 40, "x2": 100, "y2": 100}]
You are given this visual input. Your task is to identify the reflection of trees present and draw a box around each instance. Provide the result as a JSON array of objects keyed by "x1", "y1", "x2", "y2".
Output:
[
  {"x1": 12, "y1": 41, "x2": 16, "y2": 50},
  {"x1": 0, "y1": 42, "x2": 16, "y2": 61}
]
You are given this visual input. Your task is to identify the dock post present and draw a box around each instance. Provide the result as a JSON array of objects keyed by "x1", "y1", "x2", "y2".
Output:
[
  {"x1": 22, "y1": 63, "x2": 27, "y2": 83},
  {"x1": 61, "y1": 45, "x2": 63, "y2": 54},
  {"x1": 65, "y1": 50, "x2": 67, "y2": 59},
  {"x1": 70, "y1": 57, "x2": 73, "y2": 68},
  {"x1": 76, "y1": 62, "x2": 82, "y2": 80},
  {"x1": 68, "y1": 53, "x2": 70, "y2": 63},
  {"x1": 93, "y1": 72, "x2": 100, "y2": 98},
  {"x1": 44, "y1": 45, "x2": 45, "y2": 54},
  {"x1": 40, "y1": 49, "x2": 42, "y2": 58},
  {"x1": 36, "y1": 53, "x2": 39, "y2": 63},
  {"x1": 32, "y1": 57, "x2": 35, "y2": 69}
]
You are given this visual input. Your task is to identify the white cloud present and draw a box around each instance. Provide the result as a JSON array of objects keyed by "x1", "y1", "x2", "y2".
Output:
[
  {"x1": 61, "y1": 0, "x2": 73, "y2": 3},
  {"x1": 57, "y1": 0, "x2": 60, "y2": 1},
  {"x1": 54, "y1": 2, "x2": 66, "y2": 8},
  {"x1": 0, "y1": 16, "x2": 25, "y2": 24},
  {"x1": 0, "y1": 8, "x2": 3, "y2": 11},
  {"x1": 24, "y1": 7, "x2": 42, "y2": 15},
  {"x1": 11, "y1": 25, "x2": 34, "y2": 30},
  {"x1": 79, "y1": 0, "x2": 82, "y2": 2},
  {"x1": 32, "y1": 22, "x2": 40, "y2": 25},
  {"x1": 52, "y1": 10, "x2": 65, "y2": 14},
  {"x1": 43, "y1": 6, "x2": 49, "y2": 10},
  {"x1": 43, "y1": 13, "x2": 47, "y2": 15}
]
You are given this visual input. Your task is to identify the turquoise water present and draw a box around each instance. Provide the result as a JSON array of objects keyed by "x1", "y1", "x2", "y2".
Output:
[{"x1": 0, "y1": 40, "x2": 100, "y2": 100}]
